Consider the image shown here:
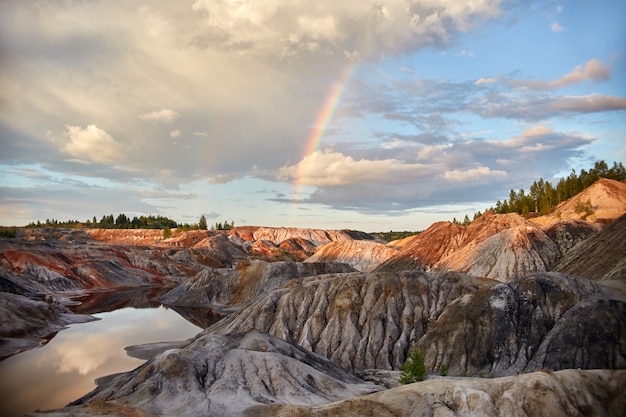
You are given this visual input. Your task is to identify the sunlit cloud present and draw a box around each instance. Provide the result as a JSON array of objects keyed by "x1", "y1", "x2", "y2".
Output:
[
  {"x1": 59, "y1": 125, "x2": 129, "y2": 165},
  {"x1": 139, "y1": 108, "x2": 180, "y2": 124}
]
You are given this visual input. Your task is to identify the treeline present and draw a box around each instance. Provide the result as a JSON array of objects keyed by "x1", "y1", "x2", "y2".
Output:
[
  {"x1": 26, "y1": 214, "x2": 180, "y2": 230},
  {"x1": 24, "y1": 213, "x2": 236, "y2": 232},
  {"x1": 453, "y1": 160, "x2": 625, "y2": 225},
  {"x1": 371, "y1": 230, "x2": 419, "y2": 242}
]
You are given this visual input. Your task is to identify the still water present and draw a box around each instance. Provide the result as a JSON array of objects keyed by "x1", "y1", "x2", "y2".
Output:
[{"x1": 0, "y1": 289, "x2": 216, "y2": 417}]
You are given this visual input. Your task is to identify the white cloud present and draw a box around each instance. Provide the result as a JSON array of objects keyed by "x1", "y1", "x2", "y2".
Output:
[
  {"x1": 443, "y1": 166, "x2": 507, "y2": 182},
  {"x1": 60, "y1": 125, "x2": 127, "y2": 165},
  {"x1": 521, "y1": 125, "x2": 553, "y2": 137},
  {"x1": 475, "y1": 77, "x2": 498, "y2": 84},
  {"x1": 138, "y1": 108, "x2": 180, "y2": 123},
  {"x1": 277, "y1": 150, "x2": 429, "y2": 186}
]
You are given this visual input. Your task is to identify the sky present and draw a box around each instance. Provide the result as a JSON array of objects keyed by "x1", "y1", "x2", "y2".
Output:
[{"x1": 1, "y1": 0, "x2": 625, "y2": 231}]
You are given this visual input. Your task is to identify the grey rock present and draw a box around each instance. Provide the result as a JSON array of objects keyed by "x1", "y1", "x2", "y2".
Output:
[
  {"x1": 251, "y1": 369, "x2": 626, "y2": 417},
  {"x1": 53, "y1": 330, "x2": 381, "y2": 417}
]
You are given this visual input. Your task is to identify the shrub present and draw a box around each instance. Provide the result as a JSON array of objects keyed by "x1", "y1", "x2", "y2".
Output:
[
  {"x1": 439, "y1": 363, "x2": 448, "y2": 376},
  {"x1": 399, "y1": 348, "x2": 427, "y2": 384}
]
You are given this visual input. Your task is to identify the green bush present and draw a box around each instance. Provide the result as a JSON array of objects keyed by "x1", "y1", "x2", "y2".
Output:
[
  {"x1": 399, "y1": 348, "x2": 427, "y2": 384},
  {"x1": 439, "y1": 363, "x2": 448, "y2": 376}
]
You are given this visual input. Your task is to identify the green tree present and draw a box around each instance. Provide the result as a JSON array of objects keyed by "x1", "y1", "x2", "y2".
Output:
[
  {"x1": 163, "y1": 226, "x2": 172, "y2": 239},
  {"x1": 399, "y1": 348, "x2": 427, "y2": 384},
  {"x1": 199, "y1": 215, "x2": 207, "y2": 230}
]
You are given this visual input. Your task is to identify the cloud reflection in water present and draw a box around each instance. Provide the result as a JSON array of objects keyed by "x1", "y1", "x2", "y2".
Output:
[{"x1": 0, "y1": 305, "x2": 201, "y2": 416}]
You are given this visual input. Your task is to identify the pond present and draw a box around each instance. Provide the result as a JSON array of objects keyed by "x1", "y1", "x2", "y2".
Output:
[{"x1": 0, "y1": 288, "x2": 222, "y2": 417}]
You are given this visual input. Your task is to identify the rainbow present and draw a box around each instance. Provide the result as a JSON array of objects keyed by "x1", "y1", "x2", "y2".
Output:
[{"x1": 292, "y1": 64, "x2": 356, "y2": 201}]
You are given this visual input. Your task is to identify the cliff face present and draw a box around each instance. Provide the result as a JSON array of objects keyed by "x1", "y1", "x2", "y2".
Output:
[
  {"x1": 208, "y1": 271, "x2": 491, "y2": 371},
  {"x1": 207, "y1": 271, "x2": 625, "y2": 375},
  {"x1": 552, "y1": 213, "x2": 626, "y2": 280}
]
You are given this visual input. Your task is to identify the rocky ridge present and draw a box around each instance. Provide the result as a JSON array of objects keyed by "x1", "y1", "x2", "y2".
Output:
[
  {"x1": 37, "y1": 331, "x2": 381, "y2": 417},
  {"x1": 252, "y1": 369, "x2": 626, "y2": 417},
  {"x1": 160, "y1": 261, "x2": 356, "y2": 307},
  {"x1": 206, "y1": 270, "x2": 625, "y2": 375},
  {"x1": 305, "y1": 240, "x2": 398, "y2": 272}
]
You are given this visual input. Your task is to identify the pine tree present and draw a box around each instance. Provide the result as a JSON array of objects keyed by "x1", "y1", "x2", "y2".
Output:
[
  {"x1": 199, "y1": 215, "x2": 207, "y2": 230},
  {"x1": 399, "y1": 348, "x2": 427, "y2": 384}
]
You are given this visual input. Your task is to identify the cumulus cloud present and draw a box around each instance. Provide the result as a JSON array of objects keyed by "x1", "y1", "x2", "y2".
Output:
[
  {"x1": 189, "y1": 0, "x2": 502, "y2": 59},
  {"x1": 508, "y1": 59, "x2": 611, "y2": 90},
  {"x1": 273, "y1": 126, "x2": 596, "y2": 212},
  {"x1": 60, "y1": 125, "x2": 127, "y2": 165},
  {"x1": 138, "y1": 108, "x2": 180, "y2": 123},
  {"x1": 443, "y1": 166, "x2": 507, "y2": 182},
  {"x1": 277, "y1": 150, "x2": 429, "y2": 186}
]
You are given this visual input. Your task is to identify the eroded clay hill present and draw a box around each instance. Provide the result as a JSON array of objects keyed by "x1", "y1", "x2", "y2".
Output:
[
  {"x1": 375, "y1": 212, "x2": 562, "y2": 281},
  {"x1": 531, "y1": 177, "x2": 626, "y2": 226},
  {"x1": 160, "y1": 260, "x2": 356, "y2": 306},
  {"x1": 257, "y1": 369, "x2": 626, "y2": 417},
  {"x1": 305, "y1": 240, "x2": 398, "y2": 272},
  {"x1": 208, "y1": 270, "x2": 625, "y2": 375},
  {"x1": 41, "y1": 330, "x2": 381, "y2": 417}
]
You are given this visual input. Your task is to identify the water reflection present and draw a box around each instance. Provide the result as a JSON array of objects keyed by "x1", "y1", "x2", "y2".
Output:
[{"x1": 0, "y1": 294, "x2": 208, "y2": 416}]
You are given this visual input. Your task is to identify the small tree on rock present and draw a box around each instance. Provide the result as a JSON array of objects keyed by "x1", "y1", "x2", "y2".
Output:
[{"x1": 399, "y1": 347, "x2": 427, "y2": 384}]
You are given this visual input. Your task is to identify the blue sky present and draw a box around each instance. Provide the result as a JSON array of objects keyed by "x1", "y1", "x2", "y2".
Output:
[{"x1": 1, "y1": 0, "x2": 625, "y2": 231}]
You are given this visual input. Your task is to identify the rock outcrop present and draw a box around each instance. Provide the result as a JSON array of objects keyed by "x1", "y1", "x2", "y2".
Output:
[
  {"x1": 40, "y1": 330, "x2": 381, "y2": 417},
  {"x1": 209, "y1": 271, "x2": 490, "y2": 371},
  {"x1": 254, "y1": 369, "x2": 626, "y2": 417},
  {"x1": 305, "y1": 240, "x2": 398, "y2": 272},
  {"x1": 376, "y1": 213, "x2": 562, "y2": 281},
  {"x1": 0, "y1": 292, "x2": 95, "y2": 359},
  {"x1": 543, "y1": 218, "x2": 601, "y2": 256},
  {"x1": 552, "y1": 213, "x2": 626, "y2": 280},
  {"x1": 416, "y1": 273, "x2": 626, "y2": 375},
  {"x1": 160, "y1": 261, "x2": 356, "y2": 307},
  {"x1": 251, "y1": 227, "x2": 374, "y2": 246},
  {"x1": 0, "y1": 240, "x2": 225, "y2": 292},
  {"x1": 208, "y1": 270, "x2": 625, "y2": 375}
]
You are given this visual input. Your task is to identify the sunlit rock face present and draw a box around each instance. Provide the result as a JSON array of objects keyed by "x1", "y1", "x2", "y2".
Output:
[
  {"x1": 55, "y1": 330, "x2": 381, "y2": 417},
  {"x1": 208, "y1": 270, "x2": 625, "y2": 375},
  {"x1": 305, "y1": 240, "x2": 398, "y2": 272},
  {"x1": 0, "y1": 241, "x2": 199, "y2": 292},
  {"x1": 375, "y1": 212, "x2": 582, "y2": 282},
  {"x1": 255, "y1": 369, "x2": 626, "y2": 417},
  {"x1": 552, "y1": 212, "x2": 626, "y2": 280},
  {"x1": 252, "y1": 227, "x2": 375, "y2": 246},
  {"x1": 159, "y1": 260, "x2": 356, "y2": 307},
  {"x1": 530, "y1": 178, "x2": 626, "y2": 227}
]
